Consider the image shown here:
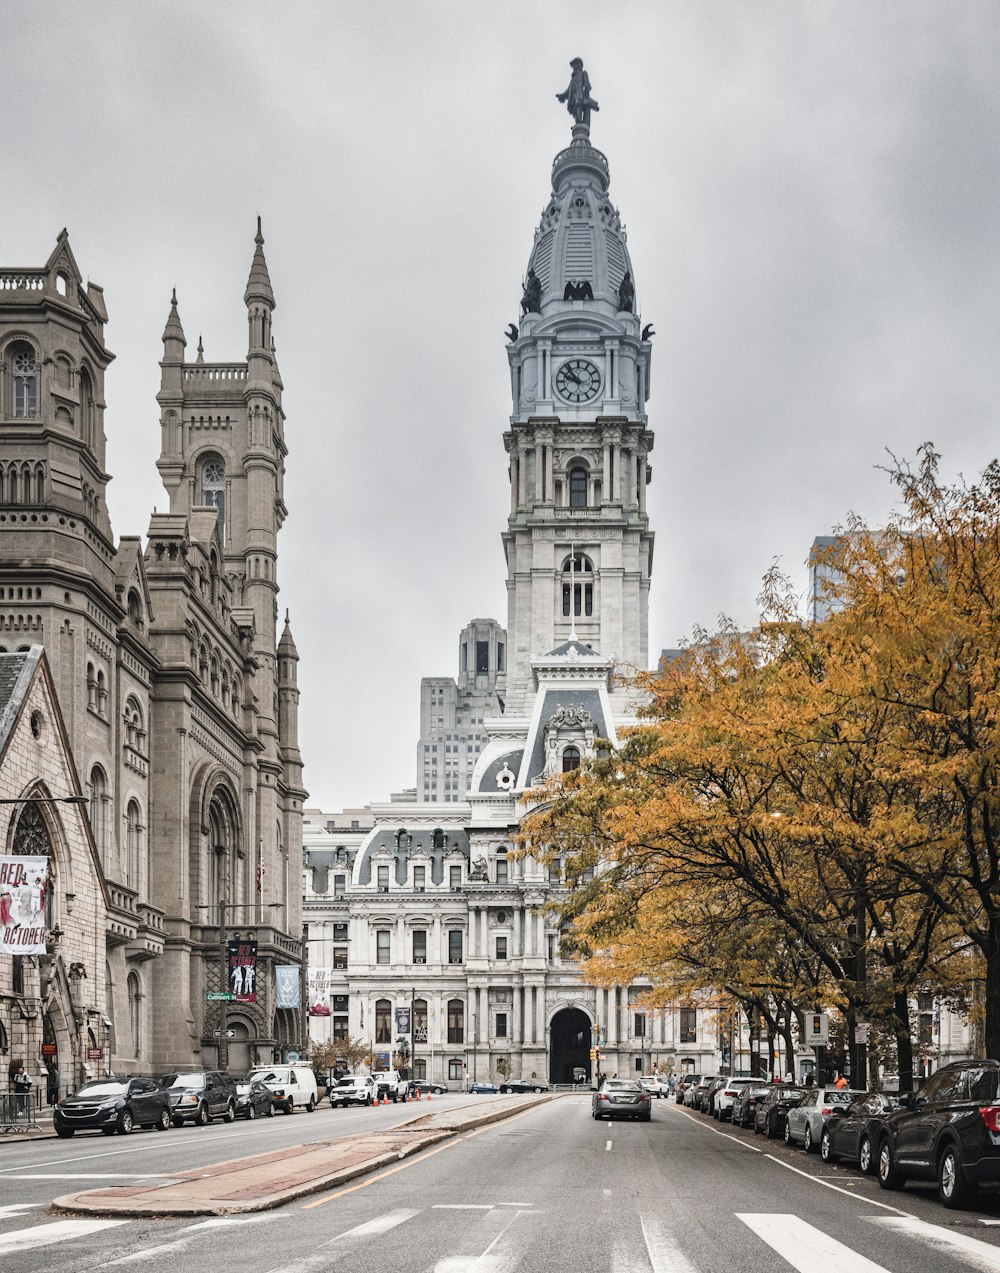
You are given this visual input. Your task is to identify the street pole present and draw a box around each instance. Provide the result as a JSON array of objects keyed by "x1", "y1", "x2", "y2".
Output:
[{"x1": 219, "y1": 900, "x2": 229, "y2": 1071}]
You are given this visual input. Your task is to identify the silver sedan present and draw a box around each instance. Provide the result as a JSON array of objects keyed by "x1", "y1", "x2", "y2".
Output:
[
  {"x1": 783, "y1": 1086, "x2": 861, "y2": 1152},
  {"x1": 592, "y1": 1078, "x2": 652, "y2": 1122}
]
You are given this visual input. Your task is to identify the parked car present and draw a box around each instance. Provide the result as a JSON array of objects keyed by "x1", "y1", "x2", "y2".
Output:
[
  {"x1": 731, "y1": 1083, "x2": 773, "y2": 1129},
  {"x1": 690, "y1": 1075, "x2": 718, "y2": 1111},
  {"x1": 499, "y1": 1079, "x2": 549, "y2": 1093},
  {"x1": 371, "y1": 1069, "x2": 409, "y2": 1103},
  {"x1": 754, "y1": 1086, "x2": 806, "y2": 1139},
  {"x1": 329, "y1": 1074, "x2": 378, "y2": 1107},
  {"x1": 784, "y1": 1086, "x2": 861, "y2": 1152},
  {"x1": 675, "y1": 1073, "x2": 699, "y2": 1104},
  {"x1": 702, "y1": 1076, "x2": 727, "y2": 1116},
  {"x1": 248, "y1": 1064, "x2": 319, "y2": 1114},
  {"x1": 639, "y1": 1076, "x2": 664, "y2": 1100},
  {"x1": 875, "y1": 1059, "x2": 1000, "y2": 1208},
  {"x1": 54, "y1": 1077, "x2": 172, "y2": 1138},
  {"x1": 160, "y1": 1070, "x2": 238, "y2": 1127},
  {"x1": 820, "y1": 1091, "x2": 900, "y2": 1173},
  {"x1": 235, "y1": 1078, "x2": 274, "y2": 1120},
  {"x1": 470, "y1": 1081, "x2": 500, "y2": 1094},
  {"x1": 714, "y1": 1077, "x2": 758, "y2": 1122},
  {"x1": 592, "y1": 1078, "x2": 652, "y2": 1121},
  {"x1": 408, "y1": 1079, "x2": 447, "y2": 1096}
]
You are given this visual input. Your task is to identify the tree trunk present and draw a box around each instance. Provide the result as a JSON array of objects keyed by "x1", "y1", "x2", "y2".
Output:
[
  {"x1": 780, "y1": 1003, "x2": 795, "y2": 1083},
  {"x1": 893, "y1": 991, "x2": 913, "y2": 1093},
  {"x1": 986, "y1": 915, "x2": 1000, "y2": 1061}
]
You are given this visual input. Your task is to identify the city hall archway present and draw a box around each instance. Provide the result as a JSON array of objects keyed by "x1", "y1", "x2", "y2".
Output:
[{"x1": 549, "y1": 1006, "x2": 591, "y2": 1085}]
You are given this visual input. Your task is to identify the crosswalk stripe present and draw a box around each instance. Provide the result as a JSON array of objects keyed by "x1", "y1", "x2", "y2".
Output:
[
  {"x1": 640, "y1": 1215, "x2": 700, "y2": 1273},
  {"x1": 736, "y1": 1213, "x2": 890, "y2": 1273},
  {"x1": 0, "y1": 1218, "x2": 128, "y2": 1255},
  {"x1": 334, "y1": 1208, "x2": 420, "y2": 1238},
  {"x1": 870, "y1": 1215, "x2": 1000, "y2": 1272}
]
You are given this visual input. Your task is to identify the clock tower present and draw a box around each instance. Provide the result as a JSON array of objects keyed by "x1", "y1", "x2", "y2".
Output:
[{"x1": 500, "y1": 84, "x2": 654, "y2": 714}]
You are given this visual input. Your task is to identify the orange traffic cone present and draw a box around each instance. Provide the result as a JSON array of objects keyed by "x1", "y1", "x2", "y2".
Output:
[
  {"x1": 427, "y1": 1088, "x2": 433, "y2": 1101},
  {"x1": 415, "y1": 1089, "x2": 421, "y2": 1101},
  {"x1": 381, "y1": 1093, "x2": 388, "y2": 1105}
]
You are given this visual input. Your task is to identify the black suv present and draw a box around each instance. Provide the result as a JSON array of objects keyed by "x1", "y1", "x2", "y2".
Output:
[
  {"x1": 876, "y1": 1059, "x2": 1000, "y2": 1208},
  {"x1": 160, "y1": 1069, "x2": 238, "y2": 1127}
]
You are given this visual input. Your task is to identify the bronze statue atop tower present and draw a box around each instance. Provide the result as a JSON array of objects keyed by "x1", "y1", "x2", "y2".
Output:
[{"x1": 556, "y1": 58, "x2": 599, "y2": 130}]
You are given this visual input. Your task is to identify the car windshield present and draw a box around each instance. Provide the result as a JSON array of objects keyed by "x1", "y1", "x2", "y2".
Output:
[
  {"x1": 604, "y1": 1081, "x2": 641, "y2": 1092},
  {"x1": 73, "y1": 1081, "x2": 127, "y2": 1097},
  {"x1": 250, "y1": 1071, "x2": 278, "y2": 1082},
  {"x1": 336, "y1": 1078, "x2": 360, "y2": 1088},
  {"x1": 161, "y1": 1073, "x2": 205, "y2": 1089},
  {"x1": 827, "y1": 1091, "x2": 856, "y2": 1105}
]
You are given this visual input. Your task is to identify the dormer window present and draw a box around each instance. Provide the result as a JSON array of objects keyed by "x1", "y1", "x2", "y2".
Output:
[
  {"x1": 562, "y1": 746, "x2": 581, "y2": 773},
  {"x1": 10, "y1": 343, "x2": 38, "y2": 418}
]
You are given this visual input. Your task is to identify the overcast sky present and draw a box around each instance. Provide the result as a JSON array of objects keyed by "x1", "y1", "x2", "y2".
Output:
[{"x1": 6, "y1": 2, "x2": 1000, "y2": 811}]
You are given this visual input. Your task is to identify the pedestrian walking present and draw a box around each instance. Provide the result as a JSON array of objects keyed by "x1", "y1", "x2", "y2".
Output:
[
  {"x1": 12, "y1": 1063, "x2": 32, "y2": 1116},
  {"x1": 46, "y1": 1064, "x2": 60, "y2": 1106}
]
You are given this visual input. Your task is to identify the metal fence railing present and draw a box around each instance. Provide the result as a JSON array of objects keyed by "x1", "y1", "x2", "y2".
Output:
[{"x1": 0, "y1": 1087, "x2": 42, "y2": 1133}]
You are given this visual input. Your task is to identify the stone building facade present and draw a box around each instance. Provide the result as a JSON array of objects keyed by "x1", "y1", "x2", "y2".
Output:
[
  {"x1": 0, "y1": 227, "x2": 306, "y2": 1085},
  {"x1": 304, "y1": 99, "x2": 718, "y2": 1085}
]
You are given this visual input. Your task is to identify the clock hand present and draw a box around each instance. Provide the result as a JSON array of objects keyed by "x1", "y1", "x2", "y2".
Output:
[{"x1": 565, "y1": 369, "x2": 582, "y2": 386}]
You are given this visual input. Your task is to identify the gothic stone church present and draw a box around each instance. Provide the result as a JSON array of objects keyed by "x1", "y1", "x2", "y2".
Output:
[{"x1": 0, "y1": 228, "x2": 306, "y2": 1085}]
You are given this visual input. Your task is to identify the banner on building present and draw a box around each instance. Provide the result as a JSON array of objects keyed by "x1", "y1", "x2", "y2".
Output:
[
  {"x1": 275, "y1": 964, "x2": 300, "y2": 1008},
  {"x1": 308, "y1": 967, "x2": 333, "y2": 1016},
  {"x1": 395, "y1": 1006, "x2": 411, "y2": 1035},
  {"x1": 0, "y1": 855, "x2": 48, "y2": 955},
  {"x1": 227, "y1": 937, "x2": 258, "y2": 1003}
]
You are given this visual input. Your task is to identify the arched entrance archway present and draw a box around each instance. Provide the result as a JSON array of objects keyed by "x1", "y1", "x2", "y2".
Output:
[{"x1": 549, "y1": 1007, "x2": 591, "y2": 1085}]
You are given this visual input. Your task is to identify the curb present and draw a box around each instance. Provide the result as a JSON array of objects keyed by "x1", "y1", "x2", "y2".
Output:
[{"x1": 51, "y1": 1092, "x2": 561, "y2": 1218}]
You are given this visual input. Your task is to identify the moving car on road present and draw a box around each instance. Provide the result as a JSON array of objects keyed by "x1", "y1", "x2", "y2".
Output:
[
  {"x1": 820, "y1": 1091, "x2": 899, "y2": 1173},
  {"x1": 470, "y1": 1081, "x2": 500, "y2": 1094},
  {"x1": 592, "y1": 1078, "x2": 652, "y2": 1122},
  {"x1": 55, "y1": 1077, "x2": 171, "y2": 1137},
  {"x1": 875, "y1": 1059, "x2": 1000, "y2": 1208},
  {"x1": 784, "y1": 1085, "x2": 861, "y2": 1153},
  {"x1": 161, "y1": 1069, "x2": 238, "y2": 1127},
  {"x1": 329, "y1": 1074, "x2": 378, "y2": 1107},
  {"x1": 639, "y1": 1076, "x2": 664, "y2": 1100},
  {"x1": 236, "y1": 1078, "x2": 274, "y2": 1120},
  {"x1": 408, "y1": 1079, "x2": 447, "y2": 1097},
  {"x1": 499, "y1": 1079, "x2": 549, "y2": 1093}
]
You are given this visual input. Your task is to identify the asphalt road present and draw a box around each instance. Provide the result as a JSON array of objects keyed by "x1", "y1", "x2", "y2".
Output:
[{"x1": 5, "y1": 1093, "x2": 1000, "y2": 1271}]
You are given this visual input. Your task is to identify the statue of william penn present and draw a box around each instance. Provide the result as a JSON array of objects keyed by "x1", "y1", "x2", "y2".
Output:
[{"x1": 557, "y1": 58, "x2": 599, "y2": 129}]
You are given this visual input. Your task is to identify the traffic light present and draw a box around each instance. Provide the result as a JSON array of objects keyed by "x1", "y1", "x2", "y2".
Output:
[{"x1": 589, "y1": 1047, "x2": 599, "y2": 1061}]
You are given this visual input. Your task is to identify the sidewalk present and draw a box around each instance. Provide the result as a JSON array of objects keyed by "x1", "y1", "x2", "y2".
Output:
[{"x1": 51, "y1": 1093, "x2": 557, "y2": 1217}]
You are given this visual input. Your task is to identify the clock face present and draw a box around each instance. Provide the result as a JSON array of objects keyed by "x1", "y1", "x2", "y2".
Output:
[{"x1": 555, "y1": 358, "x2": 602, "y2": 404}]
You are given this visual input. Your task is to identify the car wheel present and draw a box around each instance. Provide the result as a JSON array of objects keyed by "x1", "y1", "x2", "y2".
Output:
[
  {"x1": 820, "y1": 1130, "x2": 835, "y2": 1163},
  {"x1": 804, "y1": 1125, "x2": 817, "y2": 1154},
  {"x1": 285, "y1": 1099, "x2": 294, "y2": 1114},
  {"x1": 939, "y1": 1143, "x2": 977, "y2": 1209},
  {"x1": 224, "y1": 1101, "x2": 236, "y2": 1123},
  {"x1": 56, "y1": 1126, "x2": 74, "y2": 1138},
  {"x1": 266, "y1": 1102, "x2": 275, "y2": 1117},
  {"x1": 859, "y1": 1135, "x2": 874, "y2": 1175},
  {"x1": 155, "y1": 1107, "x2": 171, "y2": 1132},
  {"x1": 783, "y1": 1120, "x2": 793, "y2": 1145},
  {"x1": 195, "y1": 1102, "x2": 210, "y2": 1127},
  {"x1": 117, "y1": 1109, "x2": 134, "y2": 1135},
  {"x1": 877, "y1": 1139, "x2": 904, "y2": 1191},
  {"x1": 306, "y1": 1097, "x2": 315, "y2": 1112},
  {"x1": 246, "y1": 1104, "x2": 256, "y2": 1120}
]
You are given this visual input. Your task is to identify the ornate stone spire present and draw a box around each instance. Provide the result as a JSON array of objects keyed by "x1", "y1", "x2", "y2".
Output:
[
  {"x1": 161, "y1": 288, "x2": 186, "y2": 356},
  {"x1": 244, "y1": 216, "x2": 275, "y2": 309}
]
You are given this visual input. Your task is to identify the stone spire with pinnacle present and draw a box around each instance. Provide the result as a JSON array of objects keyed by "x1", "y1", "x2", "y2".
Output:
[
  {"x1": 161, "y1": 288, "x2": 186, "y2": 356},
  {"x1": 244, "y1": 216, "x2": 275, "y2": 309}
]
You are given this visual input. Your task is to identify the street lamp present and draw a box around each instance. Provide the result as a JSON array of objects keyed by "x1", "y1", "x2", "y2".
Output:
[
  {"x1": 197, "y1": 900, "x2": 283, "y2": 1070},
  {"x1": 0, "y1": 795, "x2": 88, "y2": 805}
]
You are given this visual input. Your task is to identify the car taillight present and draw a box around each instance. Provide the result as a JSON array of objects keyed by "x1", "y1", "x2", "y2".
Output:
[
  {"x1": 724, "y1": 1090, "x2": 737, "y2": 1097},
  {"x1": 980, "y1": 1106, "x2": 1000, "y2": 1133},
  {"x1": 641, "y1": 1093, "x2": 650, "y2": 1102},
  {"x1": 820, "y1": 1107, "x2": 834, "y2": 1117},
  {"x1": 599, "y1": 1093, "x2": 609, "y2": 1101}
]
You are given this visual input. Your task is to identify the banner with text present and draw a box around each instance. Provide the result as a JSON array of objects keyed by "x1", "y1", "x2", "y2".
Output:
[
  {"x1": 308, "y1": 967, "x2": 333, "y2": 1016},
  {"x1": 227, "y1": 937, "x2": 258, "y2": 1002},
  {"x1": 275, "y1": 964, "x2": 300, "y2": 1008},
  {"x1": 395, "y1": 1006, "x2": 411, "y2": 1035},
  {"x1": 0, "y1": 856, "x2": 48, "y2": 955}
]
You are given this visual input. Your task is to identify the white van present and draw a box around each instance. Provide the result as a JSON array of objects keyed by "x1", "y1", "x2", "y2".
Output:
[{"x1": 248, "y1": 1064, "x2": 319, "y2": 1114}]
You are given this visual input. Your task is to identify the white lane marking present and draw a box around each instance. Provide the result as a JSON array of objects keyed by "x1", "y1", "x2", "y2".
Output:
[
  {"x1": 0, "y1": 1203, "x2": 41, "y2": 1218},
  {"x1": 433, "y1": 1204, "x2": 494, "y2": 1210},
  {"x1": 606, "y1": 1139, "x2": 612, "y2": 1151},
  {"x1": 737, "y1": 1214, "x2": 890, "y2": 1273},
  {"x1": 10, "y1": 1173, "x2": 172, "y2": 1179},
  {"x1": 870, "y1": 1215, "x2": 1000, "y2": 1272},
  {"x1": 0, "y1": 1219, "x2": 128, "y2": 1255},
  {"x1": 603, "y1": 1188, "x2": 612, "y2": 1197},
  {"x1": 104, "y1": 1240, "x2": 193, "y2": 1265},
  {"x1": 334, "y1": 1208, "x2": 420, "y2": 1238},
  {"x1": 640, "y1": 1215, "x2": 700, "y2": 1273},
  {"x1": 762, "y1": 1154, "x2": 908, "y2": 1214},
  {"x1": 494, "y1": 1202, "x2": 534, "y2": 1207},
  {"x1": 183, "y1": 1215, "x2": 290, "y2": 1230},
  {"x1": 435, "y1": 1228, "x2": 506, "y2": 1272},
  {"x1": 666, "y1": 1101, "x2": 761, "y2": 1152}
]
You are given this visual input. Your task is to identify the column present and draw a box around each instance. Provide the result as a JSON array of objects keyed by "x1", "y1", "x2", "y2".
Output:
[
  {"x1": 607, "y1": 988, "x2": 619, "y2": 1046},
  {"x1": 510, "y1": 454, "x2": 519, "y2": 513},
  {"x1": 513, "y1": 986, "x2": 522, "y2": 1044},
  {"x1": 544, "y1": 443, "x2": 553, "y2": 503},
  {"x1": 433, "y1": 914, "x2": 443, "y2": 967},
  {"x1": 513, "y1": 906, "x2": 522, "y2": 958},
  {"x1": 517, "y1": 445, "x2": 526, "y2": 506},
  {"x1": 613, "y1": 445, "x2": 621, "y2": 504},
  {"x1": 638, "y1": 456, "x2": 647, "y2": 512},
  {"x1": 602, "y1": 442, "x2": 611, "y2": 503}
]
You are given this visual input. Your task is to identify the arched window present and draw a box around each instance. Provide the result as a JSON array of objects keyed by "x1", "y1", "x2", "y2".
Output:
[
  {"x1": 562, "y1": 554, "x2": 594, "y2": 618},
  {"x1": 96, "y1": 668, "x2": 108, "y2": 718},
  {"x1": 78, "y1": 367, "x2": 93, "y2": 443},
  {"x1": 105, "y1": 961, "x2": 116, "y2": 1058},
  {"x1": 88, "y1": 765, "x2": 108, "y2": 864},
  {"x1": 375, "y1": 998, "x2": 392, "y2": 1044},
  {"x1": 127, "y1": 971, "x2": 141, "y2": 1057},
  {"x1": 569, "y1": 466, "x2": 588, "y2": 508},
  {"x1": 413, "y1": 998, "x2": 429, "y2": 1043},
  {"x1": 10, "y1": 342, "x2": 38, "y2": 418},
  {"x1": 126, "y1": 589, "x2": 143, "y2": 629},
  {"x1": 199, "y1": 453, "x2": 226, "y2": 543},
  {"x1": 432, "y1": 828, "x2": 445, "y2": 850},
  {"x1": 12, "y1": 799, "x2": 54, "y2": 928},
  {"x1": 125, "y1": 800, "x2": 142, "y2": 890},
  {"x1": 562, "y1": 746, "x2": 581, "y2": 773},
  {"x1": 207, "y1": 785, "x2": 241, "y2": 912},
  {"x1": 33, "y1": 463, "x2": 44, "y2": 503},
  {"x1": 123, "y1": 697, "x2": 145, "y2": 753},
  {"x1": 447, "y1": 998, "x2": 465, "y2": 1044}
]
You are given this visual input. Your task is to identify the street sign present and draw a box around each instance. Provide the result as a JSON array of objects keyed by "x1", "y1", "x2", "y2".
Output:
[
  {"x1": 286, "y1": 1050, "x2": 300, "y2": 1062},
  {"x1": 86, "y1": 1047, "x2": 103, "y2": 1060},
  {"x1": 856, "y1": 1022, "x2": 870, "y2": 1044},
  {"x1": 207, "y1": 992, "x2": 235, "y2": 1001},
  {"x1": 807, "y1": 1012, "x2": 829, "y2": 1045},
  {"x1": 213, "y1": 1029, "x2": 237, "y2": 1038}
]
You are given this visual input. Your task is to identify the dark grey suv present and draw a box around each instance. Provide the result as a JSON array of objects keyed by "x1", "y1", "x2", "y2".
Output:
[
  {"x1": 876, "y1": 1059, "x2": 1000, "y2": 1208},
  {"x1": 160, "y1": 1069, "x2": 238, "y2": 1127}
]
